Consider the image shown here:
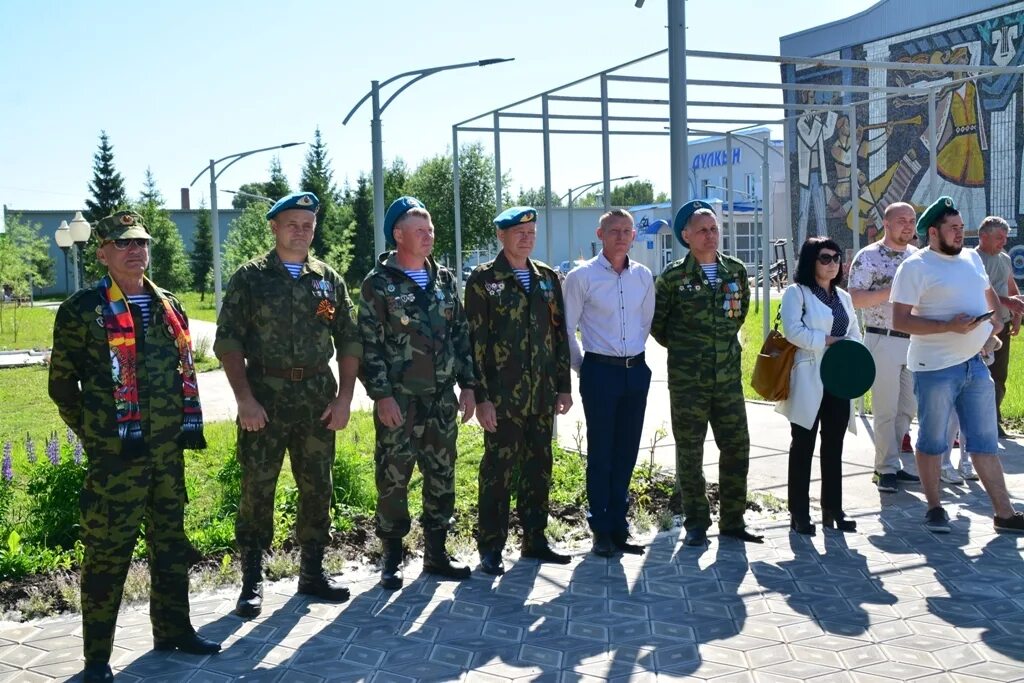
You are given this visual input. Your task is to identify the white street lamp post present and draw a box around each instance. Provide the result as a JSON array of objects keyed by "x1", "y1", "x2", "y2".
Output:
[
  {"x1": 189, "y1": 143, "x2": 303, "y2": 313},
  {"x1": 343, "y1": 58, "x2": 515, "y2": 260}
]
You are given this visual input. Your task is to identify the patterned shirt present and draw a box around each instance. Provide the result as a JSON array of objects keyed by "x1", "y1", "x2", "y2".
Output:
[
  {"x1": 283, "y1": 262, "x2": 303, "y2": 279},
  {"x1": 847, "y1": 241, "x2": 917, "y2": 329},
  {"x1": 699, "y1": 263, "x2": 719, "y2": 286},
  {"x1": 126, "y1": 294, "x2": 152, "y2": 334},
  {"x1": 810, "y1": 284, "x2": 849, "y2": 337},
  {"x1": 513, "y1": 268, "x2": 532, "y2": 292}
]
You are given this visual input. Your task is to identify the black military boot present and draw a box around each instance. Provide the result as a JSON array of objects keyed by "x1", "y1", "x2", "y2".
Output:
[
  {"x1": 297, "y1": 545, "x2": 351, "y2": 602},
  {"x1": 234, "y1": 549, "x2": 264, "y2": 618},
  {"x1": 521, "y1": 531, "x2": 571, "y2": 564},
  {"x1": 380, "y1": 538, "x2": 404, "y2": 590},
  {"x1": 422, "y1": 529, "x2": 471, "y2": 580}
]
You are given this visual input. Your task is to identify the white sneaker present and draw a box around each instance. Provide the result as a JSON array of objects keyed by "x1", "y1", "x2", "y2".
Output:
[
  {"x1": 940, "y1": 466, "x2": 964, "y2": 485},
  {"x1": 960, "y1": 461, "x2": 979, "y2": 481}
]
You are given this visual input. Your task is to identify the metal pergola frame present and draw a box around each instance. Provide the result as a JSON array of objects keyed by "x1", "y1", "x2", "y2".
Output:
[{"x1": 451, "y1": 47, "x2": 1024, "y2": 339}]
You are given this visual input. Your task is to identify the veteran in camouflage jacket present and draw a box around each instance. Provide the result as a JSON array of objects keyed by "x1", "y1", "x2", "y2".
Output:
[
  {"x1": 215, "y1": 192, "x2": 362, "y2": 617},
  {"x1": 358, "y1": 197, "x2": 477, "y2": 587},
  {"x1": 464, "y1": 208, "x2": 573, "y2": 574},
  {"x1": 49, "y1": 210, "x2": 219, "y2": 677},
  {"x1": 652, "y1": 200, "x2": 761, "y2": 546}
]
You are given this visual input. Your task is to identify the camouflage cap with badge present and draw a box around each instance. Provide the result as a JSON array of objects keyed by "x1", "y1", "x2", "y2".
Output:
[
  {"x1": 672, "y1": 199, "x2": 714, "y2": 248},
  {"x1": 915, "y1": 195, "x2": 958, "y2": 241},
  {"x1": 95, "y1": 210, "x2": 152, "y2": 242}
]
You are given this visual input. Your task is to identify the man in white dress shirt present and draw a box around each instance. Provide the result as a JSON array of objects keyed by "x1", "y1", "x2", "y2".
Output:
[{"x1": 563, "y1": 209, "x2": 655, "y2": 557}]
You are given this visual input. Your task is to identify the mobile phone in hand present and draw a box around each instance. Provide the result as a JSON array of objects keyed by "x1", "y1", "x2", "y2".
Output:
[{"x1": 973, "y1": 310, "x2": 995, "y2": 324}]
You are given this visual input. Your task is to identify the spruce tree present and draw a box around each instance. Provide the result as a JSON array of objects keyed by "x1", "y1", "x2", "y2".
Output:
[
  {"x1": 347, "y1": 174, "x2": 375, "y2": 287},
  {"x1": 136, "y1": 178, "x2": 191, "y2": 292},
  {"x1": 191, "y1": 202, "x2": 214, "y2": 300},
  {"x1": 139, "y1": 167, "x2": 164, "y2": 205},
  {"x1": 300, "y1": 127, "x2": 338, "y2": 256},
  {"x1": 84, "y1": 131, "x2": 129, "y2": 224},
  {"x1": 83, "y1": 130, "x2": 129, "y2": 281}
]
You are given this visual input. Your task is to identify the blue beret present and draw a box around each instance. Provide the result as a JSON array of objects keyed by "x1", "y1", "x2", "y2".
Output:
[
  {"x1": 384, "y1": 196, "x2": 426, "y2": 248},
  {"x1": 916, "y1": 195, "x2": 957, "y2": 241},
  {"x1": 672, "y1": 200, "x2": 715, "y2": 248},
  {"x1": 265, "y1": 191, "x2": 320, "y2": 220},
  {"x1": 494, "y1": 206, "x2": 538, "y2": 229}
]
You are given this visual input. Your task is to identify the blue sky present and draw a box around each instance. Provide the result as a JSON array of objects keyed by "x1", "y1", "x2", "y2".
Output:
[{"x1": 0, "y1": 0, "x2": 877, "y2": 212}]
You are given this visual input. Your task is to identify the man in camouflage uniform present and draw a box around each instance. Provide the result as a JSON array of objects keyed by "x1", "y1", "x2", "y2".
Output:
[
  {"x1": 652, "y1": 200, "x2": 762, "y2": 547},
  {"x1": 49, "y1": 211, "x2": 220, "y2": 683},
  {"x1": 465, "y1": 206, "x2": 573, "y2": 576},
  {"x1": 359, "y1": 196, "x2": 477, "y2": 589},
  {"x1": 215, "y1": 192, "x2": 362, "y2": 618}
]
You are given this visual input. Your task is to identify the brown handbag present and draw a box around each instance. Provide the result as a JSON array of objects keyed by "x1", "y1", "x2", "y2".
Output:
[{"x1": 751, "y1": 305, "x2": 799, "y2": 401}]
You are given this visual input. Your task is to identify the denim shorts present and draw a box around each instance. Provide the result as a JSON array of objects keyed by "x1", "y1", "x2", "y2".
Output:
[{"x1": 913, "y1": 355, "x2": 998, "y2": 456}]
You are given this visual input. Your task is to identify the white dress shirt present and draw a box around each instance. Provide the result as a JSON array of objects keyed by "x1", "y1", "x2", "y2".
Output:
[{"x1": 562, "y1": 253, "x2": 655, "y2": 371}]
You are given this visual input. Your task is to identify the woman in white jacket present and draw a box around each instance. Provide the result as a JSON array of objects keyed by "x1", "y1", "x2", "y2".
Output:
[{"x1": 776, "y1": 237, "x2": 861, "y2": 535}]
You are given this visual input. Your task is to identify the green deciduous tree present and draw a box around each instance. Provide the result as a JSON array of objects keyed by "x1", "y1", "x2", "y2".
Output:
[
  {"x1": 223, "y1": 202, "x2": 274, "y2": 277},
  {"x1": 231, "y1": 157, "x2": 292, "y2": 209},
  {"x1": 609, "y1": 180, "x2": 655, "y2": 207},
  {"x1": 516, "y1": 186, "x2": 562, "y2": 208},
  {"x1": 404, "y1": 142, "x2": 506, "y2": 262},
  {"x1": 191, "y1": 202, "x2": 214, "y2": 300},
  {"x1": 0, "y1": 213, "x2": 54, "y2": 337}
]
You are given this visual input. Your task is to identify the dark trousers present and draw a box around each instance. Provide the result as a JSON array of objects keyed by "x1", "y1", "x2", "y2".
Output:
[
  {"x1": 579, "y1": 354, "x2": 652, "y2": 536},
  {"x1": 991, "y1": 326, "x2": 1011, "y2": 425},
  {"x1": 477, "y1": 413, "x2": 554, "y2": 553},
  {"x1": 788, "y1": 389, "x2": 849, "y2": 521}
]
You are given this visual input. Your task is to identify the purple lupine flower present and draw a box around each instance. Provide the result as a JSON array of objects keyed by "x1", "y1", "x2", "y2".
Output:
[
  {"x1": 73, "y1": 439, "x2": 84, "y2": 464},
  {"x1": 24, "y1": 433, "x2": 36, "y2": 464},
  {"x1": 46, "y1": 434, "x2": 60, "y2": 466},
  {"x1": 66, "y1": 426, "x2": 77, "y2": 446},
  {"x1": 2, "y1": 441, "x2": 12, "y2": 482}
]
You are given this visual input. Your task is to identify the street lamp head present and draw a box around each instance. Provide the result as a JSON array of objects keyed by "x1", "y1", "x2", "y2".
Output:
[
  {"x1": 279, "y1": 142, "x2": 303, "y2": 149},
  {"x1": 54, "y1": 221, "x2": 72, "y2": 248},
  {"x1": 477, "y1": 58, "x2": 514, "y2": 67},
  {"x1": 68, "y1": 211, "x2": 92, "y2": 243},
  {"x1": 634, "y1": 0, "x2": 645, "y2": 8}
]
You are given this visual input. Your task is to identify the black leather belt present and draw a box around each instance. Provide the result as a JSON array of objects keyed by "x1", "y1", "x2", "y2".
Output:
[
  {"x1": 865, "y1": 326, "x2": 910, "y2": 339},
  {"x1": 586, "y1": 352, "x2": 645, "y2": 368},
  {"x1": 253, "y1": 364, "x2": 330, "y2": 381}
]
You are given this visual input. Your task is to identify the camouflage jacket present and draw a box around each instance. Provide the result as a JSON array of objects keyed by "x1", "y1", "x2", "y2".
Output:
[
  {"x1": 358, "y1": 253, "x2": 476, "y2": 399},
  {"x1": 464, "y1": 251, "x2": 571, "y2": 416},
  {"x1": 48, "y1": 282, "x2": 195, "y2": 457},
  {"x1": 651, "y1": 252, "x2": 749, "y2": 380},
  {"x1": 213, "y1": 250, "x2": 362, "y2": 369}
]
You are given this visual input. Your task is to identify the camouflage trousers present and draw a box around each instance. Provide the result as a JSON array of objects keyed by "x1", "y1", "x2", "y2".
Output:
[
  {"x1": 79, "y1": 445, "x2": 192, "y2": 664},
  {"x1": 669, "y1": 372, "x2": 750, "y2": 531},
  {"x1": 374, "y1": 390, "x2": 458, "y2": 539},
  {"x1": 477, "y1": 412, "x2": 554, "y2": 553},
  {"x1": 235, "y1": 374, "x2": 337, "y2": 550}
]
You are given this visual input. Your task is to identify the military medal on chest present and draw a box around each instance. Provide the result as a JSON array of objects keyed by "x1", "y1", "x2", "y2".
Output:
[{"x1": 721, "y1": 281, "x2": 741, "y2": 317}]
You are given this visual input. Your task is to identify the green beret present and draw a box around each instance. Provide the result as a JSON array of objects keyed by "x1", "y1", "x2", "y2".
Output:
[
  {"x1": 673, "y1": 199, "x2": 714, "y2": 248},
  {"x1": 266, "y1": 191, "x2": 319, "y2": 220},
  {"x1": 94, "y1": 210, "x2": 151, "y2": 242},
  {"x1": 494, "y1": 206, "x2": 537, "y2": 229},
  {"x1": 916, "y1": 196, "x2": 957, "y2": 240},
  {"x1": 384, "y1": 196, "x2": 426, "y2": 248}
]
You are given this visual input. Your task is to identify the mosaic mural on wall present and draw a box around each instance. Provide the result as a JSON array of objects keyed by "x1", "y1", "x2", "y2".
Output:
[{"x1": 783, "y1": 4, "x2": 1024, "y2": 263}]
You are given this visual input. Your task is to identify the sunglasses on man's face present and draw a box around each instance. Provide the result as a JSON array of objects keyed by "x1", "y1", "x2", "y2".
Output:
[
  {"x1": 817, "y1": 252, "x2": 841, "y2": 265},
  {"x1": 106, "y1": 238, "x2": 149, "y2": 250}
]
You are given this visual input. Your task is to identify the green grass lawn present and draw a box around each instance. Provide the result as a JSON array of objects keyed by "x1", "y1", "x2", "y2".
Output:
[
  {"x1": 174, "y1": 291, "x2": 218, "y2": 323},
  {"x1": 0, "y1": 306, "x2": 56, "y2": 352}
]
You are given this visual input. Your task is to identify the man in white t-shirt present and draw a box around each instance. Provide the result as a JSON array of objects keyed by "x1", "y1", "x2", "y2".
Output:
[{"x1": 890, "y1": 196, "x2": 1023, "y2": 534}]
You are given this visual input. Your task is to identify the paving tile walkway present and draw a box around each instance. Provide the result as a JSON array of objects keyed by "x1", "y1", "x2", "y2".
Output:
[{"x1": 3, "y1": 333, "x2": 1023, "y2": 681}]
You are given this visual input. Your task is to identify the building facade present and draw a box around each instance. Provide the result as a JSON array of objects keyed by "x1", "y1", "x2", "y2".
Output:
[{"x1": 781, "y1": 0, "x2": 1024, "y2": 272}]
